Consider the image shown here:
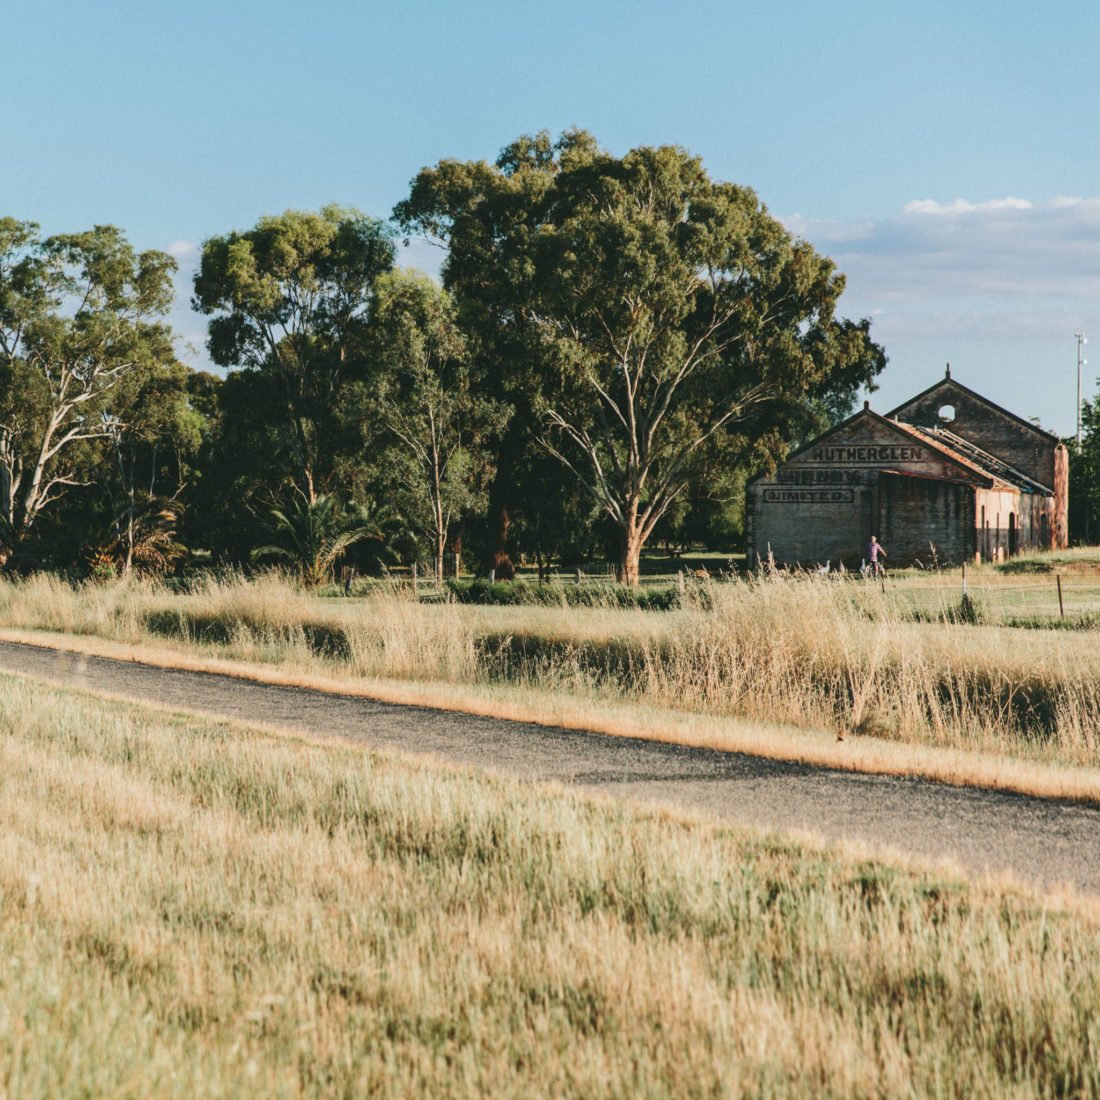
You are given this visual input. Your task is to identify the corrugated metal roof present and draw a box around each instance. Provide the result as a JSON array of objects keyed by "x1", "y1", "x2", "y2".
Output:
[{"x1": 920, "y1": 427, "x2": 1052, "y2": 494}]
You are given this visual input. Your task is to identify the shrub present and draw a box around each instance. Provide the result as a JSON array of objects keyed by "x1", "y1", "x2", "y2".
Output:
[{"x1": 445, "y1": 577, "x2": 682, "y2": 611}]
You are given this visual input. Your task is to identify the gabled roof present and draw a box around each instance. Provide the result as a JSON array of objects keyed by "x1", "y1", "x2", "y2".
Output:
[
  {"x1": 887, "y1": 371, "x2": 1061, "y2": 444},
  {"x1": 884, "y1": 419, "x2": 1005, "y2": 488},
  {"x1": 921, "y1": 427, "x2": 1052, "y2": 494},
  {"x1": 749, "y1": 405, "x2": 1001, "y2": 489}
]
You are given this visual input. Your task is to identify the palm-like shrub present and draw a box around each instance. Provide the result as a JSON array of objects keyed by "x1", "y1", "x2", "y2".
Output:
[{"x1": 250, "y1": 495, "x2": 384, "y2": 586}]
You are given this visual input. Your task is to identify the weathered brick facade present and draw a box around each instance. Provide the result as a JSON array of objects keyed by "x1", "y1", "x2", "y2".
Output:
[{"x1": 746, "y1": 369, "x2": 1068, "y2": 569}]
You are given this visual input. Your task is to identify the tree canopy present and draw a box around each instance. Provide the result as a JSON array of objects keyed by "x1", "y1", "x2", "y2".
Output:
[
  {"x1": 193, "y1": 205, "x2": 394, "y2": 506},
  {"x1": 396, "y1": 131, "x2": 886, "y2": 582},
  {"x1": 0, "y1": 137, "x2": 888, "y2": 581},
  {"x1": 372, "y1": 270, "x2": 509, "y2": 581},
  {"x1": 0, "y1": 219, "x2": 177, "y2": 568}
]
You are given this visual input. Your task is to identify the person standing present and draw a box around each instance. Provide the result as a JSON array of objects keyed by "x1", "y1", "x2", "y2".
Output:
[{"x1": 868, "y1": 535, "x2": 887, "y2": 577}]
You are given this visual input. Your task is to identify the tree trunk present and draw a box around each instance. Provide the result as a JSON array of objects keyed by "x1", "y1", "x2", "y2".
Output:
[
  {"x1": 619, "y1": 523, "x2": 644, "y2": 587},
  {"x1": 435, "y1": 531, "x2": 445, "y2": 585},
  {"x1": 491, "y1": 505, "x2": 515, "y2": 580},
  {"x1": 447, "y1": 531, "x2": 463, "y2": 580}
]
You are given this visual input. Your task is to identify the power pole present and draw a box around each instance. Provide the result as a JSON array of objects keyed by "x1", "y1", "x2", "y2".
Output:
[
  {"x1": 1076, "y1": 331, "x2": 1088, "y2": 448},
  {"x1": 1077, "y1": 332, "x2": 1090, "y2": 545}
]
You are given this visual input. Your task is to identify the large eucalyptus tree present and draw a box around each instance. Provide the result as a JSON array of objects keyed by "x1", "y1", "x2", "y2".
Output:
[
  {"x1": 193, "y1": 205, "x2": 394, "y2": 507},
  {"x1": 0, "y1": 218, "x2": 176, "y2": 568},
  {"x1": 397, "y1": 132, "x2": 885, "y2": 583},
  {"x1": 372, "y1": 270, "x2": 509, "y2": 581}
]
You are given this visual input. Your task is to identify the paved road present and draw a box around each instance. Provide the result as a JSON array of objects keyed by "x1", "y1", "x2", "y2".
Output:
[{"x1": 1, "y1": 638, "x2": 1098, "y2": 893}]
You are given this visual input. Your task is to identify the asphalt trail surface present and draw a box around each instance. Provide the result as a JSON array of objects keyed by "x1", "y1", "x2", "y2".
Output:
[{"x1": 2, "y1": 639, "x2": 1098, "y2": 893}]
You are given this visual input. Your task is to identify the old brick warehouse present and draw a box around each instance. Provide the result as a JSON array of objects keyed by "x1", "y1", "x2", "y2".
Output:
[{"x1": 746, "y1": 368, "x2": 1069, "y2": 569}]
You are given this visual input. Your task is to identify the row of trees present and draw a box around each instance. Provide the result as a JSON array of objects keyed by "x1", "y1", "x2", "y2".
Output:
[
  {"x1": 0, "y1": 131, "x2": 888, "y2": 584},
  {"x1": 1069, "y1": 401, "x2": 1100, "y2": 544}
]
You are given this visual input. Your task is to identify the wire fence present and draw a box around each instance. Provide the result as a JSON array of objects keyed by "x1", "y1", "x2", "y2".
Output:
[
  {"x1": 390, "y1": 558, "x2": 625, "y2": 585},
  {"x1": 338, "y1": 555, "x2": 1100, "y2": 620},
  {"x1": 853, "y1": 564, "x2": 1100, "y2": 621}
]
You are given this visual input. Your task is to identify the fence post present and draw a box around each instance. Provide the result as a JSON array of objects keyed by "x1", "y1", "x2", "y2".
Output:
[
  {"x1": 412, "y1": 562, "x2": 418, "y2": 599},
  {"x1": 1057, "y1": 574, "x2": 1064, "y2": 618},
  {"x1": 961, "y1": 560, "x2": 967, "y2": 597}
]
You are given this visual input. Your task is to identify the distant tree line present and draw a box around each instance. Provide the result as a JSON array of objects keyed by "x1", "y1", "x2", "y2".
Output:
[
  {"x1": 1069, "y1": 395, "x2": 1100, "y2": 545},
  {"x1": 0, "y1": 131, "x2": 886, "y2": 585}
]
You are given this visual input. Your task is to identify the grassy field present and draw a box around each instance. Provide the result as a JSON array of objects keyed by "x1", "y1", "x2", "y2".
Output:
[
  {"x1": 1, "y1": 672, "x2": 1098, "y2": 1098},
  {"x1": 4, "y1": 566, "x2": 1100, "y2": 790}
]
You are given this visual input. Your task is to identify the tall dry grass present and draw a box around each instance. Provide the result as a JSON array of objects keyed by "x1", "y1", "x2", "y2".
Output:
[
  {"x1": 476, "y1": 577, "x2": 1100, "y2": 766},
  {"x1": 635, "y1": 578, "x2": 1100, "y2": 762},
  {"x1": 1, "y1": 672, "x2": 1098, "y2": 1097},
  {"x1": 2, "y1": 571, "x2": 1100, "y2": 769},
  {"x1": 0, "y1": 572, "x2": 480, "y2": 683}
]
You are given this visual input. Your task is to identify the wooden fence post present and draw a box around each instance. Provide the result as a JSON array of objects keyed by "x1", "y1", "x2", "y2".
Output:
[
  {"x1": 1057, "y1": 574, "x2": 1064, "y2": 618},
  {"x1": 412, "y1": 562, "x2": 418, "y2": 599}
]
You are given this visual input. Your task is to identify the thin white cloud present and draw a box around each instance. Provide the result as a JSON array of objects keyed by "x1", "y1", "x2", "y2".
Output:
[
  {"x1": 901, "y1": 197, "x2": 1033, "y2": 216},
  {"x1": 165, "y1": 239, "x2": 198, "y2": 259},
  {"x1": 782, "y1": 214, "x2": 875, "y2": 243},
  {"x1": 786, "y1": 196, "x2": 1100, "y2": 320},
  {"x1": 785, "y1": 196, "x2": 1100, "y2": 433}
]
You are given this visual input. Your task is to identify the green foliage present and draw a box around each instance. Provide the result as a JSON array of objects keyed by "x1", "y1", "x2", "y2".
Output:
[
  {"x1": 2, "y1": 141, "x2": 885, "y2": 577},
  {"x1": 446, "y1": 577, "x2": 681, "y2": 610},
  {"x1": 251, "y1": 493, "x2": 386, "y2": 586},
  {"x1": 1068, "y1": 389, "x2": 1100, "y2": 543},
  {"x1": 653, "y1": 467, "x2": 747, "y2": 552},
  {"x1": 193, "y1": 206, "x2": 395, "y2": 513},
  {"x1": 909, "y1": 592, "x2": 985, "y2": 625},
  {"x1": 951, "y1": 592, "x2": 984, "y2": 624},
  {"x1": 372, "y1": 271, "x2": 509, "y2": 579},
  {"x1": 93, "y1": 499, "x2": 186, "y2": 578},
  {"x1": 193, "y1": 205, "x2": 393, "y2": 375},
  {"x1": 396, "y1": 131, "x2": 886, "y2": 583},
  {"x1": 0, "y1": 218, "x2": 178, "y2": 568},
  {"x1": 1005, "y1": 612, "x2": 1100, "y2": 631}
]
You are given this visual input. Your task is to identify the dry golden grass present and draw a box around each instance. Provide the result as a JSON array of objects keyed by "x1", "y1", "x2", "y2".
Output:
[
  {"x1": 2, "y1": 572, "x2": 1100, "y2": 796},
  {"x1": 3, "y1": 625, "x2": 1100, "y2": 807},
  {"x1": 1, "y1": 672, "x2": 1099, "y2": 1098}
]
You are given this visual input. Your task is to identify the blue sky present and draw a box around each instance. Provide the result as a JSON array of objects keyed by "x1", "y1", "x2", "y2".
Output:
[{"x1": 5, "y1": 0, "x2": 1098, "y2": 433}]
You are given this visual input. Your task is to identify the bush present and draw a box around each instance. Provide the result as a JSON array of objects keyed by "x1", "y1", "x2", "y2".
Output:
[
  {"x1": 951, "y1": 593, "x2": 984, "y2": 624},
  {"x1": 445, "y1": 577, "x2": 682, "y2": 611},
  {"x1": 908, "y1": 592, "x2": 984, "y2": 626}
]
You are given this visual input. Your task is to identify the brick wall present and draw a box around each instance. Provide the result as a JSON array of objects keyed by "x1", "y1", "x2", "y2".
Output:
[
  {"x1": 746, "y1": 397, "x2": 1064, "y2": 567},
  {"x1": 878, "y1": 475, "x2": 973, "y2": 564},
  {"x1": 747, "y1": 474, "x2": 875, "y2": 567},
  {"x1": 891, "y1": 379, "x2": 1058, "y2": 488}
]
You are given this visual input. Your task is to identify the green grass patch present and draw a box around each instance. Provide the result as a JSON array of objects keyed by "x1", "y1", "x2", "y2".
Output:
[{"x1": 1006, "y1": 612, "x2": 1100, "y2": 631}]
